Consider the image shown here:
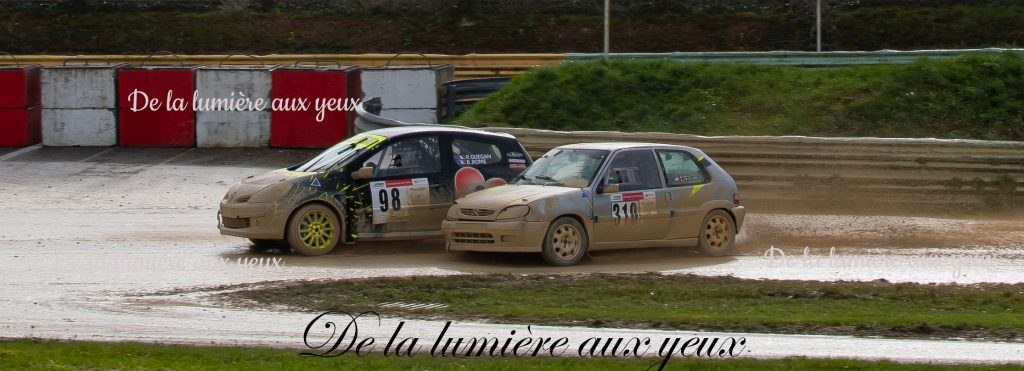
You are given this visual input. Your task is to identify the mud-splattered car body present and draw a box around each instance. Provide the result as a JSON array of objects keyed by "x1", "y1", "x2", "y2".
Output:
[
  {"x1": 442, "y1": 143, "x2": 745, "y2": 265},
  {"x1": 218, "y1": 127, "x2": 532, "y2": 255}
]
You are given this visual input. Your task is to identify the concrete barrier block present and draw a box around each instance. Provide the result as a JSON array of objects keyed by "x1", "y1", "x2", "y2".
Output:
[
  {"x1": 42, "y1": 108, "x2": 117, "y2": 146},
  {"x1": 41, "y1": 66, "x2": 119, "y2": 109},
  {"x1": 196, "y1": 111, "x2": 270, "y2": 147},
  {"x1": 195, "y1": 68, "x2": 272, "y2": 102},
  {"x1": 361, "y1": 65, "x2": 454, "y2": 110}
]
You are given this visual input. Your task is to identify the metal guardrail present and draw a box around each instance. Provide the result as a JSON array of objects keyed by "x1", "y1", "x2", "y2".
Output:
[
  {"x1": 354, "y1": 101, "x2": 1024, "y2": 213},
  {"x1": 441, "y1": 77, "x2": 512, "y2": 122},
  {"x1": 567, "y1": 48, "x2": 1024, "y2": 66},
  {"x1": 10, "y1": 53, "x2": 567, "y2": 79}
]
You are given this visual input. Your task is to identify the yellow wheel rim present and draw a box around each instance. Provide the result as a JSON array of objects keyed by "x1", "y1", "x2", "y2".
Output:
[{"x1": 299, "y1": 210, "x2": 335, "y2": 251}]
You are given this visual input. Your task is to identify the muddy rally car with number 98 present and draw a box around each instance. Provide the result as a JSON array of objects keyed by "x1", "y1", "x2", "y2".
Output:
[{"x1": 218, "y1": 127, "x2": 532, "y2": 255}]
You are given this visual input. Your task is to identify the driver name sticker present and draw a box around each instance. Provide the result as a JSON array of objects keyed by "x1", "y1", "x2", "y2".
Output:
[
  {"x1": 455, "y1": 154, "x2": 494, "y2": 166},
  {"x1": 370, "y1": 178, "x2": 429, "y2": 224},
  {"x1": 610, "y1": 191, "x2": 655, "y2": 223}
]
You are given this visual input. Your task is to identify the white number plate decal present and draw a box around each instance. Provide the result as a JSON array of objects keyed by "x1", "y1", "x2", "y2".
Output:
[
  {"x1": 610, "y1": 191, "x2": 655, "y2": 224},
  {"x1": 370, "y1": 178, "x2": 430, "y2": 224}
]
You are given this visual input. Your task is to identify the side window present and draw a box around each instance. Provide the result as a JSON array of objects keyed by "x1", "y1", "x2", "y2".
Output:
[
  {"x1": 361, "y1": 136, "x2": 440, "y2": 178},
  {"x1": 452, "y1": 138, "x2": 503, "y2": 167},
  {"x1": 603, "y1": 150, "x2": 662, "y2": 191},
  {"x1": 657, "y1": 150, "x2": 709, "y2": 187}
]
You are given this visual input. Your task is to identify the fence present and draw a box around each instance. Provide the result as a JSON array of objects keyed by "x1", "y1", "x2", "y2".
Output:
[{"x1": 11, "y1": 54, "x2": 566, "y2": 80}]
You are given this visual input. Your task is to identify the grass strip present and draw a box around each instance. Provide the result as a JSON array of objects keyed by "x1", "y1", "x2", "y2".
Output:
[
  {"x1": 0, "y1": 339, "x2": 1020, "y2": 370},
  {"x1": 225, "y1": 273, "x2": 1024, "y2": 341}
]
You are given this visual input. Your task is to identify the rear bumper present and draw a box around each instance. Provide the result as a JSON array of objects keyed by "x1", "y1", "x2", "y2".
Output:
[
  {"x1": 731, "y1": 205, "x2": 746, "y2": 231},
  {"x1": 442, "y1": 219, "x2": 548, "y2": 253},
  {"x1": 218, "y1": 201, "x2": 287, "y2": 240}
]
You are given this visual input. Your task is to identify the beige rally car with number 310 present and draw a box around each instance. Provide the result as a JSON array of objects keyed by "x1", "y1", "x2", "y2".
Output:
[{"x1": 442, "y1": 142, "x2": 745, "y2": 266}]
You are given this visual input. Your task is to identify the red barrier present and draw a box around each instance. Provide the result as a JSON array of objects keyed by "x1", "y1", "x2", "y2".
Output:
[
  {"x1": 270, "y1": 63, "x2": 361, "y2": 148},
  {"x1": 0, "y1": 106, "x2": 41, "y2": 146},
  {"x1": 117, "y1": 67, "x2": 198, "y2": 147},
  {"x1": 0, "y1": 63, "x2": 41, "y2": 146}
]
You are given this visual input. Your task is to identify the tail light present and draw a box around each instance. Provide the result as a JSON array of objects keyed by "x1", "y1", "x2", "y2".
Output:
[{"x1": 733, "y1": 193, "x2": 741, "y2": 205}]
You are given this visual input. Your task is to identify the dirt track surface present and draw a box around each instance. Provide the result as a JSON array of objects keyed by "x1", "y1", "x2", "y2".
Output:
[{"x1": 1, "y1": 146, "x2": 1023, "y2": 363}]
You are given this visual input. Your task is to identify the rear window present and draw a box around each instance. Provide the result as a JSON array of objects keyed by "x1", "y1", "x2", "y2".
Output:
[
  {"x1": 657, "y1": 150, "x2": 710, "y2": 187},
  {"x1": 452, "y1": 138, "x2": 503, "y2": 166}
]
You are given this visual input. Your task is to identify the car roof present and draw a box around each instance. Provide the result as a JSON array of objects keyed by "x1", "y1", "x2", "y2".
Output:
[
  {"x1": 557, "y1": 142, "x2": 699, "y2": 152},
  {"x1": 366, "y1": 126, "x2": 516, "y2": 140}
]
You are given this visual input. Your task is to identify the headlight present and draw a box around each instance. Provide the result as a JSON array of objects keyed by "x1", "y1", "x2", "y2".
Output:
[
  {"x1": 249, "y1": 182, "x2": 293, "y2": 203},
  {"x1": 496, "y1": 205, "x2": 530, "y2": 220}
]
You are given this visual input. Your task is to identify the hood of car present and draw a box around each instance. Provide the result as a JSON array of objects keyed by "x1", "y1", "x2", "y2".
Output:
[
  {"x1": 242, "y1": 168, "x2": 315, "y2": 186},
  {"x1": 224, "y1": 168, "x2": 314, "y2": 203},
  {"x1": 457, "y1": 184, "x2": 580, "y2": 210}
]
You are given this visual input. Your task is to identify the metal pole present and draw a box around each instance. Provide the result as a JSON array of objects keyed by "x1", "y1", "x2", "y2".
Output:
[
  {"x1": 603, "y1": 0, "x2": 610, "y2": 60},
  {"x1": 816, "y1": 0, "x2": 822, "y2": 52}
]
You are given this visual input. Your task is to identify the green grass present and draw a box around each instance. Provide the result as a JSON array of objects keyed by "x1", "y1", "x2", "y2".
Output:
[
  {"x1": 0, "y1": 339, "x2": 1020, "y2": 370},
  {"x1": 458, "y1": 53, "x2": 1024, "y2": 141},
  {"x1": 225, "y1": 273, "x2": 1024, "y2": 341}
]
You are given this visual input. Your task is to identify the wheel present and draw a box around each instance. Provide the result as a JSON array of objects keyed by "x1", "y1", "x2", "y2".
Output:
[
  {"x1": 541, "y1": 217, "x2": 588, "y2": 266},
  {"x1": 248, "y1": 238, "x2": 284, "y2": 252},
  {"x1": 286, "y1": 204, "x2": 342, "y2": 256},
  {"x1": 697, "y1": 210, "x2": 735, "y2": 257}
]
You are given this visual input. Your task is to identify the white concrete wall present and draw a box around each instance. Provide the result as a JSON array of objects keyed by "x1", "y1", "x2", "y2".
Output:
[
  {"x1": 41, "y1": 66, "x2": 120, "y2": 146},
  {"x1": 196, "y1": 111, "x2": 271, "y2": 148},
  {"x1": 361, "y1": 65, "x2": 455, "y2": 124},
  {"x1": 42, "y1": 109, "x2": 117, "y2": 146},
  {"x1": 195, "y1": 68, "x2": 273, "y2": 147},
  {"x1": 41, "y1": 67, "x2": 118, "y2": 109}
]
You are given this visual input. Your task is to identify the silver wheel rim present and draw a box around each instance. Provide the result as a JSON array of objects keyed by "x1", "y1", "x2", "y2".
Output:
[
  {"x1": 551, "y1": 223, "x2": 582, "y2": 261},
  {"x1": 704, "y1": 215, "x2": 731, "y2": 251}
]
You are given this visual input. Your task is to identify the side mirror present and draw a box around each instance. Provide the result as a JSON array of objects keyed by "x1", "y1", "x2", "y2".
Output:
[
  {"x1": 598, "y1": 184, "x2": 620, "y2": 194},
  {"x1": 351, "y1": 166, "x2": 374, "y2": 180}
]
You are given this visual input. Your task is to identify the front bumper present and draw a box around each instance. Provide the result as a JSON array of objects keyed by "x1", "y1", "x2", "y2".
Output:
[
  {"x1": 442, "y1": 219, "x2": 549, "y2": 253},
  {"x1": 218, "y1": 201, "x2": 288, "y2": 240},
  {"x1": 731, "y1": 205, "x2": 746, "y2": 231}
]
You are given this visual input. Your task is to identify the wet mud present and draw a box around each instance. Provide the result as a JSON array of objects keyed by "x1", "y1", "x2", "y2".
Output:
[{"x1": 1, "y1": 147, "x2": 1022, "y2": 363}]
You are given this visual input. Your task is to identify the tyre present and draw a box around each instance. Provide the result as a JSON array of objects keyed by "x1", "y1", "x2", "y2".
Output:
[
  {"x1": 541, "y1": 217, "x2": 588, "y2": 266},
  {"x1": 248, "y1": 238, "x2": 284, "y2": 253},
  {"x1": 697, "y1": 210, "x2": 736, "y2": 257},
  {"x1": 286, "y1": 203, "x2": 342, "y2": 256}
]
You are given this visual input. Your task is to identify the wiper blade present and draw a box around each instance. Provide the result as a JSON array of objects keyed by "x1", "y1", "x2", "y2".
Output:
[
  {"x1": 534, "y1": 175, "x2": 564, "y2": 185},
  {"x1": 517, "y1": 175, "x2": 536, "y2": 184}
]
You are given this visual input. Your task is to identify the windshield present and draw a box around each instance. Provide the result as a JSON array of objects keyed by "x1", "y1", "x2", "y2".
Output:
[
  {"x1": 514, "y1": 149, "x2": 608, "y2": 187},
  {"x1": 289, "y1": 133, "x2": 387, "y2": 172}
]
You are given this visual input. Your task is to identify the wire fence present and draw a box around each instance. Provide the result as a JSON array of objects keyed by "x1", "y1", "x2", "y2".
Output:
[{"x1": 3, "y1": 0, "x2": 1022, "y2": 13}]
